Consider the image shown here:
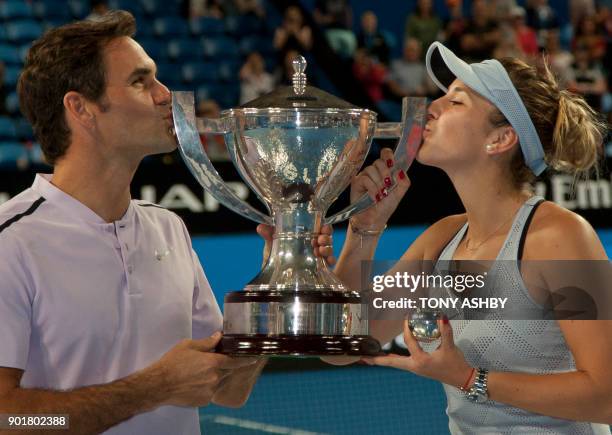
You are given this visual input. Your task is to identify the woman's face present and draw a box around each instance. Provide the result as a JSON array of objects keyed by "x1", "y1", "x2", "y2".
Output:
[{"x1": 417, "y1": 79, "x2": 499, "y2": 172}]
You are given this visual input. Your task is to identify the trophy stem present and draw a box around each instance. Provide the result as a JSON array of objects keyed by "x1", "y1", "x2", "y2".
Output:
[{"x1": 244, "y1": 205, "x2": 345, "y2": 292}]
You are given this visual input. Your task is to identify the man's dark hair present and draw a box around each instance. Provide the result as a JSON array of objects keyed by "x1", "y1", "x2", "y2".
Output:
[{"x1": 18, "y1": 10, "x2": 136, "y2": 165}]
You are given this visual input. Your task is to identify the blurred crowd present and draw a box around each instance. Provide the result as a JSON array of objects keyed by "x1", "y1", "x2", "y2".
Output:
[
  {"x1": 0, "y1": 0, "x2": 610, "y2": 165},
  {"x1": 190, "y1": 0, "x2": 611, "y2": 160},
  {"x1": 315, "y1": 0, "x2": 610, "y2": 116}
]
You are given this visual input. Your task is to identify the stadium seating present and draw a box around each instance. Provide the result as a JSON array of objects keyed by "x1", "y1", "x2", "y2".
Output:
[
  {"x1": 189, "y1": 17, "x2": 225, "y2": 36},
  {"x1": 5, "y1": 91, "x2": 19, "y2": 115},
  {"x1": 202, "y1": 36, "x2": 239, "y2": 59},
  {"x1": 167, "y1": 38, "x2": 204, "y2": 62},
  {"x1": 2, "y1": 66, "x2": 20, "y2": 89},
  {"x1": 0, "y1": 142, "x2": 28, "y2": 169},
  {"x1": 181, "y1": 62, "x2": 219, "y2": 84},
  {"x1": 153, "y1": 16, "x2": 189, "y2": 37},
  {"x1": 0, "y1": 1, "x2": 33, "y2": 20},
  {"x1": 4, "y1": 20, "x2": 43, "y2": 43},
  {"x1": 32, "y1": 1, "x2": 72, "y2": 21},
  {"x1": 0, "y1": 44, "x2": 20, "y2": 64},
  {"x1": 13, "y1": 117, "x2": 34, "y2": 141},
  {"x1": 0, "y1": 117, "x2": 17, "y2": 140},
  {"x1": 140, "y1": 0, "x2": 182, "y2": 16}
]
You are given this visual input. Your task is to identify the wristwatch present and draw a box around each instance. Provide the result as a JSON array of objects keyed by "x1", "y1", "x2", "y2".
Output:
[{"x1": 465, "y1": 368, "x2": 489, "y2": 403}]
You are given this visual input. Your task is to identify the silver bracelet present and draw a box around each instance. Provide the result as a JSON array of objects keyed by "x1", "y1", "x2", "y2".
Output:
[
  {"x1": 465, "y1": 367, "x2": 489, "y2": 403},
  {"x1": 349, "y1": 218, "x2": 386, "y2": 248}
]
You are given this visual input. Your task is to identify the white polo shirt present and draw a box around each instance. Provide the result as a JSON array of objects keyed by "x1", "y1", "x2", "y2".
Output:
[{"x1": 0, "y1": 174, "x2": 223, "y2": 435}]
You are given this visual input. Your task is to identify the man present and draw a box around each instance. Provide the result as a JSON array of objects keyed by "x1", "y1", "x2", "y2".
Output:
[{"x1": 0, "y1": 11, "x2": 333, "y2": 435}]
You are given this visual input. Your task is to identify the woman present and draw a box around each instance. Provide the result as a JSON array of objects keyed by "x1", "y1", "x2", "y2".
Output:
[{"x1": 334, "y1": 42, "x2": 611, "y2": 432}]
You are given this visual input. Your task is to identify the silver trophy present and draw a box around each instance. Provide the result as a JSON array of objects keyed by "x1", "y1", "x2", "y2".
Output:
[{"x1": 172, "y1": 56, "x2": 427, "y2": 355}]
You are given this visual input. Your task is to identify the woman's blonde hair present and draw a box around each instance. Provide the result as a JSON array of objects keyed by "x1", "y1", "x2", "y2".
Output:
[{"x1": 489, "y1": 58, "x2": 607, "y2": 189}]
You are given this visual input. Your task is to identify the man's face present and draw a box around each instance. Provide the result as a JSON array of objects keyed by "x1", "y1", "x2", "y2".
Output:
[{"x1": 95, "y1": 37, "x2": 176, "y2": 160}]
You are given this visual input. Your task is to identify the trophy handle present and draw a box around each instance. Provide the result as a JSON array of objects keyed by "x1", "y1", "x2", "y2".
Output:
[
  {"x1": 324, "y1": 97, "x2": 427, "y2": 225},
  {"x1": 172, "y1": 91, "x2": 273, "y2": 225}
]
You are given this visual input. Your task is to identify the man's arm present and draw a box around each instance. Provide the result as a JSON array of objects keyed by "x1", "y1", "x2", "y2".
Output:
[
  {"x1": 0, "y1": 335, "x2": 257, "y2": 435},
  {"x1": 0, "y1": 366, "x2": 165, "y2": 435}
]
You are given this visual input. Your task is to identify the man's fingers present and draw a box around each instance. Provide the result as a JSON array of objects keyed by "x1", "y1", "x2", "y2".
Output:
[
  {"x1": 191, "y1": 332, "x2": 222, "y2": 352},
  {"x1": 320, "y1": 224, "x2": 333, "y2": 236},
  {"x1": 256, "y1": 224, "x2": 274, "y2": 243},
  {"x1": 363, "y1": 354, "x2": 413, "y2": 370},
  {"x1": 216, "y1": 356, "x2": 261, "y2": 370}
]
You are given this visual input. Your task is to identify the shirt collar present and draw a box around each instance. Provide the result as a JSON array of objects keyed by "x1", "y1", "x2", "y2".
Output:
[{"x1": 31, "y1": 174, "x2": 135, "y2": 226}]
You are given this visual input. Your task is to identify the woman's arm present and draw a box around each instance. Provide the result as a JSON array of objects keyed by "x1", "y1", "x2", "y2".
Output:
[
  {"x1": 487, "y1": 320, "x2": 612, "y2": 423},
  {"x1": 334, "y1": 148, "x2": 411, "y2": 289},
  {"x1": 367, "y1": 207, "x2": 612, "y2": 423}
]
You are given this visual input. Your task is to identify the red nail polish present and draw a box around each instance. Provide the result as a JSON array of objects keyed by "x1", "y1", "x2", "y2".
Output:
[
  {"x1": 443, "y1": 316, "x2": 449, "y2": 325},
  {"x1": 375, "y1": 193, "x2": 381, "y2": 202},
  {"x1": 398, "y1": 171, "x2": 406, "y2": 180},
  {"x1": 386, "y1": 159, "x2": 394, "y2": 168},
  {"x1": 381, "y1": 188, "x2": 388, "y2": 197},
  {"x1": 384, "y1": 177, "x2": 392, "y2": 187}
]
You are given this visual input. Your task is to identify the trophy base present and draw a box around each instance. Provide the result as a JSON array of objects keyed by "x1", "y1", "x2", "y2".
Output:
[
  {"x1": 219, "y1": 290, "x2": 381, "y2": 356},
  {"x1": 216, "y1": 334, "x2": 382, "y2": 356}
]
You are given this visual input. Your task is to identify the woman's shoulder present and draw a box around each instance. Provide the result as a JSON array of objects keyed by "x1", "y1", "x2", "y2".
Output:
[
  {"x1": 523, "y1": 201, "x2": 607, "y2": 260},
  {"x1": 415, "y1": 213, "x2": 467, "y2": 261}
]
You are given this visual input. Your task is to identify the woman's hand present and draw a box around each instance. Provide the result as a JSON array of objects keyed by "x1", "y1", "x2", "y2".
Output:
[
  {"x1": 350, "y1": 148, "x2": 411, "y2": 230},
  {"x1": 362, "y1": 318, "x2": 473, "y2": 389},
  {"x1": 257, "y1": 224, "x2": 336, "y2": 266}
]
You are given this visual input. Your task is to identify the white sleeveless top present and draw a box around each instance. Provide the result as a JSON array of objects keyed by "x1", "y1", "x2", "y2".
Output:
[{"x1": 435, "y1": 196, "x2": 610, "y2": 435}]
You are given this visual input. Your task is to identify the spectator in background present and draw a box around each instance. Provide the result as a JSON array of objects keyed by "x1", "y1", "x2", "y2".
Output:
[
  {"x1": 573, "y1": 15, "x2": 607, "y2": 63},
  {"x1": 313, "y1": 0, "x2": 352, "y2": 30},
  {"x1": 386, "y1": 37, "x2": 436, "y2": 98},
  {"x1": 86, "y1": 0, "x2": 109, "y2": 21},
  {"x1": 314, "y1": 0, "x2": 356, "y2": 58},
  {"x1": 239, "y1": 52, "x2": 274, "y2": 104},
  {"x1": 492, "y1": 0, "x2": 518, "y2": 21},
  {"x1": 567, "y1": 43, "x2": 608, "y2": 110},
  {"x1": 460, "y1": 0, "x2": 501, "y2": 61},
  {"x1": 405, "y1": 0, "x2": 443, "y2": 59},
  {"x1": 0, "y1": 61, "x2": 8, "y2": 116},
  {"x1": 509, "y1": 6, "x2": 539, "y2": 61},
  {"x1": 570, "y1": 0, "x2": 596, "y2": 29},
  {"x1": 196, "y1": 99, "x2": 230, "y2": 161},
  {"x1": 494, "y1": 26, "x2": 526, "y2": 61},
  {"x1": 352, "y1": 48, "x2": 386, "y2": 102},
  {"x1": 357, "y1": 11, "x2": 391, "y2": 65},
  {"x1": 443, "y1": 0, "x2": 468, "y2": 55},
  {"x1": 542, "y1": 29, "x2": 574, "y2": 86},
  {"x1": 273, "y1": 6, "x2": 312, "y2": 59},
  {"x1": 526, "y1": 0, "x2": 560, "y2": 48},
  {"x1": 219, "y1": 0, "x2": 266, "y2": 19},
  {"x1": 232, "y1": 0, "x2": 265, "y2": 19},
  {"x1": 275, "y1": 49, "x2": 302, "y2": 87},
  {"x1": 188, "y1": 0, "x2": 225, "y2": 19}
]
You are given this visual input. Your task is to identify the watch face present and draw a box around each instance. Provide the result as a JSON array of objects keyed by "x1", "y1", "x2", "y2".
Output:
[{"x1": 474, "y1": 392, "x2": 488, "y2": 403}]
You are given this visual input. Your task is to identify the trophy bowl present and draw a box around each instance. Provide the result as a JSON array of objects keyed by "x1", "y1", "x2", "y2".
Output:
[{"x1": 172, "y1": 56, "x2": 426, "y2": 355}]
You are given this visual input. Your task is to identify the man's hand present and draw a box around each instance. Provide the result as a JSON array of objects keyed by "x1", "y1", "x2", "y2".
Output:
[
  {"x1": 257, "y1": 224, "x2": 336, "y2": 266},
  {"x1": 151, "y1": 332, "x2": 259, "y2": 408}
]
